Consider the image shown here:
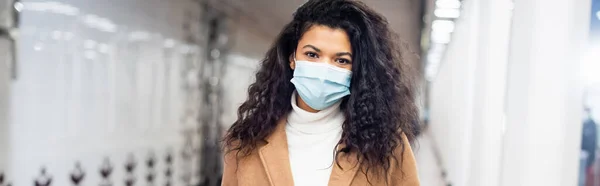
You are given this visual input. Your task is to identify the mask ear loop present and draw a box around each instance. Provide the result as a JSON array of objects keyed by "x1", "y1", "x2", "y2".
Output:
[
  {"x1": 293, "y1": 52, "x2": 297, "y2": 62},
  {"x1": 291, "y1": 52, "x2": 297, "y2": 70}
]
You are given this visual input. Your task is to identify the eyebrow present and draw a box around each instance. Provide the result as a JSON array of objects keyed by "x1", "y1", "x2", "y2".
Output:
[
  {"x1": 302, "y1": 44, "x2": 353, "y2": 57},
  {"x1": 302, "y1": 45, "x2": 321, "y2": 52},
  {"x1": 335, "y1": 52, "x2": 352, "y2": 57}
]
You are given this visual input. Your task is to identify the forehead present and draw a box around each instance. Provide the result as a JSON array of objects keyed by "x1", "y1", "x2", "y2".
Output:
[{"x1": 298, "y1": 25, "x2": 352, "y2": 52}]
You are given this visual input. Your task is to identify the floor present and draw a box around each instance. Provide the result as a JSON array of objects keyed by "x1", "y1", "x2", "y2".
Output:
[{"x1": 414, "y1": 129, "x2": 447, "y2": 186}]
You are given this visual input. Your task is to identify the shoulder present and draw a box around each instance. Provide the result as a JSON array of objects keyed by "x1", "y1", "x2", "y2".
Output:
[
  {"x1": 222, "y1": 141, "x2": 267, "y2": 185},
  {"x1": 351, "y1": 132, "x2": 420, "y2": 185},
  {"x1": 388, "y1": 132, "x2": 420, "y2": 185},
  {"x1": 389, "y1": 132, "x2": 416, "y2": 169},
  {"x1": 222, "y1": 139, "x2": 268, "y2": 167},
  {"x1": 222, "y1": 141, "x2": 261, "y2": 164}
]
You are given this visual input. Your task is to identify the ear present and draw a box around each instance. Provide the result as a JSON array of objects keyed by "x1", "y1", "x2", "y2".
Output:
[{"x1": 289, "y1": 53, "x2": 296, "y2": 70}]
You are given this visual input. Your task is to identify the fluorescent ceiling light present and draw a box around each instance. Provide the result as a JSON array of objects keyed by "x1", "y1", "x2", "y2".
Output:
[
  {"x1": 436, "y1": 0, "x2": 461, "y2": 9},
  {"x1": 435, "y1": 8, "x2": 461, "y2": 19},
  {"x1": 432, "y1": 20, "x2": 455, "y2": 33}
]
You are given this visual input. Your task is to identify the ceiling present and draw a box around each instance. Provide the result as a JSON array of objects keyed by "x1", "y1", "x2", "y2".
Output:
[
  {"x1": 215, "y1": 0, "x2": 425, "y2": 49},
  {"x1": 204, "y1": 0, "x2": 432, "y2": 67}
]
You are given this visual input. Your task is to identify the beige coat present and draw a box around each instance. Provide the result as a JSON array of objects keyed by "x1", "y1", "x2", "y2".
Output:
[{"x1": 221, "y1": 118, "x2": 420, "y2": 186}]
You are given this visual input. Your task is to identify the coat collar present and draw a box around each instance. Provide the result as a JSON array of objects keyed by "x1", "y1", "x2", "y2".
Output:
[
  {"x1": 258, "y1": 118, "x2": 294, "y2": 185},
  {"x1": 258, "y1": 117, "x2": 360, "y2": 186}
]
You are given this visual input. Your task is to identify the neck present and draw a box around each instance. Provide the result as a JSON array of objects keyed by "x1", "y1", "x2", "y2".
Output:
[{"x1": 287, "y1": 91, "x2": 344, "y2": 134}]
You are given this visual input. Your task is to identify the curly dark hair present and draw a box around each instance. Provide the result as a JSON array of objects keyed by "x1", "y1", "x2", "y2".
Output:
[{"x1": 223, "y1": 0, "x2": 419, "y2": 179}]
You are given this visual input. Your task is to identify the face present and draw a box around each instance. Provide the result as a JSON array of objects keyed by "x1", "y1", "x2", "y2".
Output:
[{"x1": 290, "y1": 25, "x2": 353, "y2": 71}]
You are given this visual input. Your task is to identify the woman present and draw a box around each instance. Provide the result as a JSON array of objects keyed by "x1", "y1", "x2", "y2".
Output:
[{"x1": 222, "y1": 0, "x2": 420, "y2": 185}]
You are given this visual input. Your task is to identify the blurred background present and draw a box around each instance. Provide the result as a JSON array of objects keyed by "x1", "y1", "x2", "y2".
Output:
[{"x1": 0, "y1": 0, "x2": 598, "y2": 185}]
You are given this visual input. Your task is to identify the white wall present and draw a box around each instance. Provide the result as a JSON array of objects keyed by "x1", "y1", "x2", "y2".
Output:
[
  {"x1": 6, "y1": 0, "x2": 204, "y2": 185},
  {"x1": 466, "y1": 0, "x2": 512, "y2": 185},
  {"x1": 500, "y1": 0, "x2": 590, "y2": 185},
  {"x1": 220, "y1": 54, "x2": 259, "y2": 129},
  {"x1": 429, "y1": 1, "x2": 479, "y2": 185},
  {"x1": 429, "y1": 0, "x2": 513, "y2": 185},
  {"x1": 0, "y1": 37, "x2": 10, "y2": 182},
  {"x1": 220, "y1": 14, "x2": 278, "y2": 129},
  {"x1": 430, "y1": 0, "x2": 592, "y2": 185}
]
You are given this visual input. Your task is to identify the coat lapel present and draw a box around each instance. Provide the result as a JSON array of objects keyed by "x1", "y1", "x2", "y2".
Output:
[
  {"x1": 258, "y1": 118, "x2": 294, "y2": 186},
  {"x1": 328, "y1": 144, "x2": 361, "y2": 186}
]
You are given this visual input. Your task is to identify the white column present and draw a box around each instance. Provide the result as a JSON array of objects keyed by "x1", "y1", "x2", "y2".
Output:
[
  {"x1": 467, "y1": 0, "x2": 513, "y2": 185},
  {"x1": 428, "y1": 0, "x2": 480, "y2": 185},
  {"x1": 500, "y1": 0, "x2": 591, "y2": 185}
]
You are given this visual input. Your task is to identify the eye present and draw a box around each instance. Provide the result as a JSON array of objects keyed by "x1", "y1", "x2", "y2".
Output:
[
  {"x1": 305, "y1": 51, "x2": 319, "y2": 59},
  {"x1": 336, "y1": 58, "x2": 351, "y2": 64}
]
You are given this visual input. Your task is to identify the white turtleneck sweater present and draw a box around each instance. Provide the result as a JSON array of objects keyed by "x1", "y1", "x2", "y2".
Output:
[{"x1": 286, "y1": 91, "x2": 344, "y2": 186}]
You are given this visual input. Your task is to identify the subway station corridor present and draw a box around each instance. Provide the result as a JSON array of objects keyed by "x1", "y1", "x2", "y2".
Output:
[{"x1": 1, "y1": 0, "x2": 600, "y2": 185}]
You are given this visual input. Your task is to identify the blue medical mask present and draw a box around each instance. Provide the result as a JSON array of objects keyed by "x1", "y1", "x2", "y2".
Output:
[{"x1": 290, "y1": 60, "x2": 352, "y2": 110}]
